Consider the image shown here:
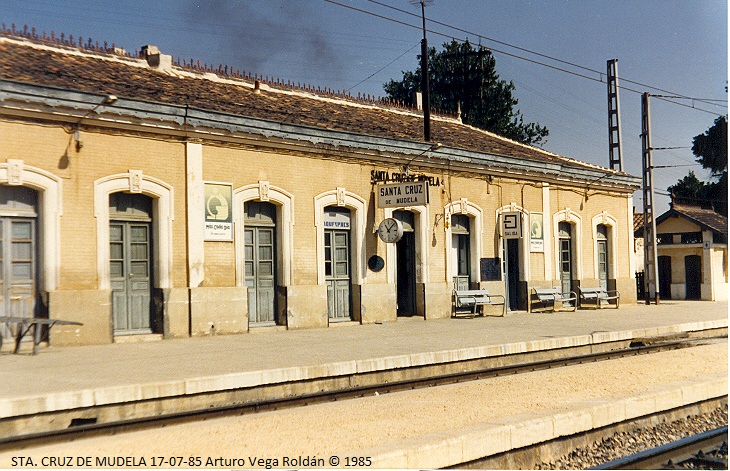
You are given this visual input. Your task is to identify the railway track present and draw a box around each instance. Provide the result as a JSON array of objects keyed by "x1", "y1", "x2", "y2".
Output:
[
  {"x1": 593, "y1": 426, "x2": 728, "y2": 470},
  {"x1": 1, "y1": 336, "x2": 724, "y2": 452}
]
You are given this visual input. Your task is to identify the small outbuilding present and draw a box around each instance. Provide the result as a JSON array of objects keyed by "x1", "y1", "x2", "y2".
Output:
[{"x1": 641, "y1": 203, "x2": 728, "y2": 301}]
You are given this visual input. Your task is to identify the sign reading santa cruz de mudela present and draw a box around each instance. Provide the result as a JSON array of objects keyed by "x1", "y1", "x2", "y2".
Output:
[{"x1": 377, "y1": 180, "x2": 429, "y2": 208}]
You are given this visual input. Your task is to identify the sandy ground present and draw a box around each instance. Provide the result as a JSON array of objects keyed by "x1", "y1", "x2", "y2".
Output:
[{"x1": 2, "y1": 342, "x2": 726, "y2": 467}]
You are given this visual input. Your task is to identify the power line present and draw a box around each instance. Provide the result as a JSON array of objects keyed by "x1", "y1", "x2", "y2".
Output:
[
  {"x1": 325, "y1": 0, "x2": 726, "y2": 117},
  {"x1": 366, "y1": 0, "x2": 728, "y2": 112},
  {"x1": 346, "y1": 42, "x2": 419, "y2": 92}
]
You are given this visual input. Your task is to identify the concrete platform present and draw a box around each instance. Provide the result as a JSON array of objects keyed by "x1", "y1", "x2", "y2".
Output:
[{"x1": 0, "y1": 301, "x2": 727, "y2": 429}]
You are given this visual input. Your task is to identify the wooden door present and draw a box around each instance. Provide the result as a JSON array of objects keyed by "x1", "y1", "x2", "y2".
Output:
[
  {"x1": 110, "y1": 222, "x2": 152, "y2": 333},
  {"x1": 325, "y1": 230, "x2": 351, "y2": 321},
  {"x1": 245, "y1": 226, "x2": 276, "y2": 324},
  {"x1": 0, "y1": 219, "x2": 36, "y2": 323},
  {"x1": 559, "y1": 223, "x2": 573, "y2": 297}
]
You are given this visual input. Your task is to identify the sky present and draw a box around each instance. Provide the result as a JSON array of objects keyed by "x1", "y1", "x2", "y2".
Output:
[{"x1": 1, "y1": 0, "x2": 727, "y2": 214}]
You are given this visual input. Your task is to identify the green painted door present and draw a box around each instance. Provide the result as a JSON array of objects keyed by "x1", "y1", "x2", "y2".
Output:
[
  {"x1": 244, "y1": 226, "x2": 276, "y2": 324},
  {"x1": 559, "y1": 222, "x2": 573, "y2": 298},
  {"x1": 597, "y1": 240, "x2": 608, "y2": 291},
  {"x1": 325, "y1": 229, "x2": 351, "y2": 321},
  {"x1": 110, "y1": 222, "x2": 152, "y2": 333},
  {"x1": 0, "y1": 219, "x2": 36, "y2": 340},
  {"x1": 0, "y1": 186, "x2": 38, "y2": 344}
]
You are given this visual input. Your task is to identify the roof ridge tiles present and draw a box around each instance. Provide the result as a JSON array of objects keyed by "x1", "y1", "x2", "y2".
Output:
[
  {"x1": 0, "y1": 28, "x2": 426, "y2": 114},
  {"x1": 0, "y1": 28, "x2": 635, "y2": 182}
]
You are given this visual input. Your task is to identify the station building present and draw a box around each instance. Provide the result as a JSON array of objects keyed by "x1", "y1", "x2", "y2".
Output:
[{"x1": 0, "y1": 31, "x2": 641, "y2": 347}]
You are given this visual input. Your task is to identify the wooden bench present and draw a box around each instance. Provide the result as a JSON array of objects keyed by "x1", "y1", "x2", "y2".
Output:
[
  {"x1": 530, "y1": 287, "x2": 577, "y2": 312},
  {"x1": 453, "y1": 289, "x2": 506, "y2": 317},
  {"x1": 579, "y1": 287, "x2": 620, "y2": 309},
  {"x1": 0, "y1": 316, "x2": 83, "y2": 355}
]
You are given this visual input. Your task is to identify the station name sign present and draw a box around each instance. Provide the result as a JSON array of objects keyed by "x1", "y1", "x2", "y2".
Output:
[
  {"x1": 370, "y1": 170, "x2": 441, "y2": 187},
  {"x1": 377, "y1": 181, "x2": 429, "y2": 208}
]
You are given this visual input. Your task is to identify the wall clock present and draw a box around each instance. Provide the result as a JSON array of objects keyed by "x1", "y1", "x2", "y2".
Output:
[{"x1": 377, "y1": 218, "x2": 404, "y2": 243}]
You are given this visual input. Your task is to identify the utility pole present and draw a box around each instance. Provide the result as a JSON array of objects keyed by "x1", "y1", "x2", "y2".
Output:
[
  {"x1": 415, "y1": 0, "x2": 432, "y2": 142},
  {"x1": 641, "y1": 92, "x2": 660, "y2": 304},
  {"x1": 606, "y1": 59, "x2": 623, "y2": 171}
]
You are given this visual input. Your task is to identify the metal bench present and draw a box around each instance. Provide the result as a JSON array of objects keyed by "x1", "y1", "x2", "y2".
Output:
[
  {"x1": 579, "y1": 287, "x2": 620, "y2": 309},
  {"x1": 453, "y1": 289, "x2": 506, "y2": 317},
  {"x1": 0, "y1": 316, "x2": 83, "y2": 355},
  {"x1": 530, "y1": 287, "x2": 577, "y2": 312}
]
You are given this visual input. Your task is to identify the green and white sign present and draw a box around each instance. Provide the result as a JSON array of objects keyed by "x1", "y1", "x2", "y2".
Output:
[
  {"x1": 204, "y1": 182, "x2": 232, "y2": 241},
  {"x1": 530, "y1": 212, "x2": 544, "y2": 252}
]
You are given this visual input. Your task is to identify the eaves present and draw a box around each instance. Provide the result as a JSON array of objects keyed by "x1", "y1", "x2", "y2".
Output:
[{"x1": 0, "y1": 79, "x2": 641, "y2": 193}]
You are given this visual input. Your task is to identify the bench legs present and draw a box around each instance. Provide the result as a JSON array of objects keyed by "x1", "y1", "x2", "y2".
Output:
[{"x1": 12, "y1": 322, "x2": 41, "y2": 355}]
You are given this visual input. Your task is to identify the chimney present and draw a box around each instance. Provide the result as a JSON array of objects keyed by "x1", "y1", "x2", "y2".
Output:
[{"x1": 141, "y1": 45, "x2": 172, "y2": 72}]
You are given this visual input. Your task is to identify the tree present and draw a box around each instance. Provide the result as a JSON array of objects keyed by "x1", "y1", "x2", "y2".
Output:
[
  {"x1": 383, "y1": 39, "x2": 548, "y2": 146},
  {"x1": 668, "y1": 116, "x2": 727, "y2": 215}
]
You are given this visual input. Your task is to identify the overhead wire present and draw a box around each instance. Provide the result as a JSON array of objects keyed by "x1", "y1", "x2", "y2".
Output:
[
  {"x1": 346, "y1": 42, "x2": 419, "y2": 92},
  {"x1": 325, "y1": 0, "x2": 726, "y2": 118},
  {"x1": 366, "y1": 0, "x2": 728, "y2": 113}
]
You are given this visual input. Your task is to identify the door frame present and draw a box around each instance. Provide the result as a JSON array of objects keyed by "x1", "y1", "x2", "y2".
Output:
[
  {"x1": 384, "y1": 205, "x2": 429, "y2": 290},
  {"x1": 558, "y1": 224, "x2": 574, "y2": 296},
  {"x1": 94, "y1": 172, "x2": 173, "y2": 292},
  {"x1": 0, "y1": 162, "x2": 62, "y2": 294},
  {"x1": 445, "y1": 199, "x2": 483, "y2": 289},
  {"x1": 592, "y1": 213, "x2": 619, "y2": 283},
  {"x1": 395, "y1": 229, "x2": 417, "y2": 316},
  {"x1": 553, "y1": 209, "x2": 583, "y2": 282}
]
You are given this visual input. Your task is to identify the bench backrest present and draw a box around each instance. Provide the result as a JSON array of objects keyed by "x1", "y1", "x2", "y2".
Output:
[
  {"x1": 580, "y1": 287, "x2": 604, "y2": 294},
  {"x1": 533, "y1": 288, "x2": 561, "y2": 295},
  {"x1": 454, "y1": 289, "x2": 490, "y2": 297}
]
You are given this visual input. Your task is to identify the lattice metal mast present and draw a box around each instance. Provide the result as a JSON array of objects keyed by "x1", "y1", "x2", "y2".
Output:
[
  {"x1": 641, "y1": 92, "x2": 660, "y2": 304},
  {"x1": 606, "y1": 59, "x2": 624, "y2": 171},
  {"x1": 412, "y1": 0, "x2": 433, "y2": 142}
]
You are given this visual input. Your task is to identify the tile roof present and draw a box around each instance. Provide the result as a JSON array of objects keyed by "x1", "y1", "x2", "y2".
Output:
[
  {"x1": 0, "y1": 33, "x2": 625, "y2": 177},
  {"x1": 667, "y1": 203, "x2": 728, "y2": 235},
  {"x1": 633, "y1": 212, "x2": 646, "y2": 234}
]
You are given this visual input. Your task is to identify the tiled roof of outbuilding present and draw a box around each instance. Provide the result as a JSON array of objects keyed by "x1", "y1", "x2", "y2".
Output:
[
  {"x1": 664, "y1": 203, "x2": 728, "y2": 235},
  {"x1": 0, "y1": 33, "x2": 623, "y2": 177},
  {"x1": 634, "y1": 212, "x2": 646, "y2": 234}
]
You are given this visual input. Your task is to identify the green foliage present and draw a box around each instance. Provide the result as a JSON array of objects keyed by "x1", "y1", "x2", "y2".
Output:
[
  {"x1": 692, "y1": 116, "x2": 728, "y2": 176},
  {"x1": 668, "y1": 116, "x2": 727, "y2": 215},
  {"x1": 383, "y1": 39, "x2": 548, "y2": 146}
]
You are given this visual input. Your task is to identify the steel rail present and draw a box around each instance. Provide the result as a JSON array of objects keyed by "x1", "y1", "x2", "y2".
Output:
[
  {"x1": 1, "y1": 337, "x2": 724, "y2": 451},
  {"x1": 592, "y1": 426, "x2": 728, "y2": 469}
]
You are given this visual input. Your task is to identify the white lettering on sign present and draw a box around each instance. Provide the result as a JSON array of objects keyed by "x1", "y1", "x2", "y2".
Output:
[{"x1": 377, "y1": 181, "x2": 429, "y2": 208}]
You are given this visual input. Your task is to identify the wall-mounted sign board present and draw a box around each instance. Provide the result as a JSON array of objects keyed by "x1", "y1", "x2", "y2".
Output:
[{"x1": 377, "y1": 181, "x2": 429, "y2": 208}]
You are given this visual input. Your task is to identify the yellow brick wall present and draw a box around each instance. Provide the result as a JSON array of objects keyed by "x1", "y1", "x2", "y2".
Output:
[
  {"x1": 0, "y1": 120, "x2": 188, "y2": 290},
  {"x1": 1, "y1": 115, "x2": 639, "y2": 339}
]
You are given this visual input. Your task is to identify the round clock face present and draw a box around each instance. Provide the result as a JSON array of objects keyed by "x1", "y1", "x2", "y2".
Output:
[{"x1": 377, "y1": 218, "x2": 403, "y2": 243}]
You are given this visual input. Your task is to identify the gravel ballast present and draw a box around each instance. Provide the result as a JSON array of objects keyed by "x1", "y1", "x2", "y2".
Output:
[{"x1": 536, "y1": 405, "x2": 728, "y2": 469}]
